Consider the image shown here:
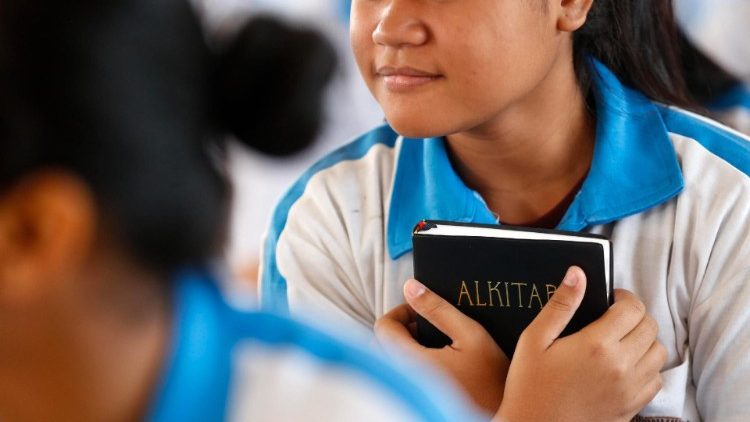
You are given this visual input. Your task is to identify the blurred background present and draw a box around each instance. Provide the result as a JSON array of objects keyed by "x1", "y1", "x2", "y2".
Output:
[{"x1": 195, "y1": 0, "x2": 382, "y2": 285}]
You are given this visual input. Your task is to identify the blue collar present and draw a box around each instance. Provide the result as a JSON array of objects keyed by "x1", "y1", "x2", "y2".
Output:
[
  {"x1": 147, "y1": 269, "x2": 233, "y2": 422},
  {"x1": 387, "y1": 60, "x2": 684, "y2": 259}
]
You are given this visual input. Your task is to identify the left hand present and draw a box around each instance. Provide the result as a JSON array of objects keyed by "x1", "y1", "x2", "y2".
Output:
[{"x1": 374, "y1": 279, "x2": 509, "y2": 414}]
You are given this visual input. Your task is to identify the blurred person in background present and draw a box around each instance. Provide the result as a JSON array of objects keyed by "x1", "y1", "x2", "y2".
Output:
[
  {"x1": 0, "y1": 0, "x2": 646, "y2": 421},
  {"x1": 674, "y1": 0, "x2": 750, "y2": 82},
  {"x1": 675, "y1": 0, "x2": 750, "y2": 133},
  {"x1": 196, "y1": 0, "x2": 383, "y2": 286}
]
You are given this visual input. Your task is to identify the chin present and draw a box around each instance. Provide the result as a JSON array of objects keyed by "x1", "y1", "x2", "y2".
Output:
[{"x1": 385, "y1": 116, "x2": 451, "y2": 139}]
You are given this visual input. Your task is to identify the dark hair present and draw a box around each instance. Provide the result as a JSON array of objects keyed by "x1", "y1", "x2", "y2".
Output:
[
  {"x1": 0, "y1": 0, "x2": 336, "y2": 273},
  {"x1": 573, "y1": 0, "x2": 693, "y2": 109},
  {"x1": 678, "y1": 31, "x2": 741, "y2": 105}
]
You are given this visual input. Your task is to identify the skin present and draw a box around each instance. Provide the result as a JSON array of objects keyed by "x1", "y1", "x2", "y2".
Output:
[
  {"x1": 355, "y1": 0, "x2": 668, "y2": 419},
  {"x1": 351, "y1": 0, "x2": 595, "y2": 225},
  {"x1": 377, "y1": 269, "x2": 667, "y2": 421},
  {"x1": 0, "y1": 172, "x2": 171, "y2": 422}
]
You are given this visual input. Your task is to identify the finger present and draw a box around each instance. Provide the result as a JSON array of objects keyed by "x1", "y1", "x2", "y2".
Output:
[
  {"x1": 403, "y1": 279, "x2": 484, "y2": 344},
  {"x1": 583, "y1": 289, "x2": 646, "y2": 342},
  {"x1": 620, "y1": 314, "x2": 659, "y2": 361},
  {"x1": 374, "y1": 304, "x2": 426, "y2": 355},
  {"x1": 378, "y1": 300, "x2": 417, "y2": 327},
  {"x1": 521, "y1": 266, "x2": 587, "y2": 350},
  {"x1": 636, "y1": 341, "x2": 668, "y2": 382}
]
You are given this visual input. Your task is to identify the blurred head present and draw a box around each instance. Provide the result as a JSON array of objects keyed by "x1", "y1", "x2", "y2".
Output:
[
  {"x1": 0, "y1": 2, "x2": 335, "y2": 418},
  {"x1": 679, "y1": 31, "x2": 741, "y2": 105},
  {"x1": 674, "y1": 0, "x2": 750, "y2": 82},
  {"x1": 350, "y1": 0, "x2": 690, "y2": 139},
  {"x1": 0, "y1": 0, "x2": 336, "y2": 289}
]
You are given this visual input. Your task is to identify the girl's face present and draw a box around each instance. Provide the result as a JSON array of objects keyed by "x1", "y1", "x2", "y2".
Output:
[{"x1": 351, "y1": 0, "x2": 565, "y2": 138}]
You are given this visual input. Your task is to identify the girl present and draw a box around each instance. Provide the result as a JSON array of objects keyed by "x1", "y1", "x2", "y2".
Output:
[{"x1": 261, "y1": 0, "x2": 750, "y2": 420}]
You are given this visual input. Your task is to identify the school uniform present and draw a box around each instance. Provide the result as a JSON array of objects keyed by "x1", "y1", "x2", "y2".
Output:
[
  {"x1": 259, "y1": 60, "x2": 750, "y2": 421},
  {"x1": 147, "y1": 269, "x2": 482, "y2": 422},
  {"x1": 710, "y1": 83, "x2": 750, "y2": 135}
]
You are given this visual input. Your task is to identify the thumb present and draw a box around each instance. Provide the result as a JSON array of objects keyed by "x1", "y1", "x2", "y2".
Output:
[
  {"x1": 403, "y1": 279, "x2": 485, "y2": 345},
  {"x1": 521, "y1": 266, "x2": 587, "y2": 350}
]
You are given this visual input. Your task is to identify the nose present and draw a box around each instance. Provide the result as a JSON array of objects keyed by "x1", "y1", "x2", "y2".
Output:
[{"x1": 372, "y1": 1, "x2": 428, "y2": 48}]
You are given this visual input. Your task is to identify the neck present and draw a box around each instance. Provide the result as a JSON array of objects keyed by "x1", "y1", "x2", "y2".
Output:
[
  {"x1": 446, "y1": 52, "x2": 595, "y2": 227},
  {"x1": 0, "y1": 259, "x2": 172, "y2": 422}
]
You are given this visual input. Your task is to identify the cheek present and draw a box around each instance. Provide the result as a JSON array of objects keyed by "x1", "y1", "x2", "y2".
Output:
[
  {"x1": 439, "y1": 38, "x2": 514, "y2": 107},
  {"x1": 349, "y1": 7, "x2": 376, "y2": 81},
  {"x1": 349, "y1": 21, "x2": 375, "y2": 89},
  {"x1": 448, "y1": 21, "x2": 556, "y2": 103},
  {"x1": 350, "y1": 31, "x2": 371, "y2": 78}
]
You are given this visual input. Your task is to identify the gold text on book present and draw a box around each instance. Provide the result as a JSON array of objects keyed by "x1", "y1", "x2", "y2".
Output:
[{"x1": 456, "y1": 280, "x2": 558, "y2": 309}]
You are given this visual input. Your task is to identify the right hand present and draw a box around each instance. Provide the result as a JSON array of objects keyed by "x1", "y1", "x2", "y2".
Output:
[
  {"x1": 496, "y1": 266, "x2": 667, "y2": 422},
  {"x1": 375, "y1": 279, "x2": 509, "y2": 413}
]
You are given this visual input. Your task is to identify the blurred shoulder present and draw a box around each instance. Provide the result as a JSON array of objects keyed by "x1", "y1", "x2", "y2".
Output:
[{"x1": 224, "y1": 310, "x2": 480, "y2": 422}]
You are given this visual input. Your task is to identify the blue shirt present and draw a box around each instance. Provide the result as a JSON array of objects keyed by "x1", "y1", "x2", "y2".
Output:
[{"x1": 147, "y1": 270, "x2": 483, "y2": 421}]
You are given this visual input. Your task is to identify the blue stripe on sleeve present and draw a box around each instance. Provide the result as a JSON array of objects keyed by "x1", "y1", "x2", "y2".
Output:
[
  {"x1": 660, "y1": 106, "x2": 750, "y2": 177},
  {"x1": 260, "y1": 124, "x2": 399, "y2": 313}
]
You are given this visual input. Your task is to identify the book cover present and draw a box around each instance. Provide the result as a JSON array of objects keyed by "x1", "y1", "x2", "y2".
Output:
[{"x1": 412, "y1": 220, "x2": 613, "y2": 357}]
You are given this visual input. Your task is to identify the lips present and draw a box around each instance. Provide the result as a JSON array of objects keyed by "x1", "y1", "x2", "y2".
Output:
[{"x1": 376, "y1": 66, "x2": 442, "y2": 92}]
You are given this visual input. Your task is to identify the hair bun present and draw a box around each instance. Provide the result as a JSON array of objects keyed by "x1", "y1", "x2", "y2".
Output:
[{"x1": 214, "y1": 16, "x2": 337, "y2": 156}]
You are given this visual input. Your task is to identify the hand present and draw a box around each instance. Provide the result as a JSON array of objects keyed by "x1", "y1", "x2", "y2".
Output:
[
  {"x1": 375, "y1": 279, "x2": 509, "y2": 414},
  {"x1": 497, "y1": 266, "x2": 667, "y2": 422}
]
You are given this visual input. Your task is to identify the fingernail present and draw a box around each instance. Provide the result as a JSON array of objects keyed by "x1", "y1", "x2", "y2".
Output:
[
  {"x1": 404, "y1": 279, "x2": 426, "y2": 300},
  {"x1": 563, "y1": 267, "x2": 579, "y2": 287}
]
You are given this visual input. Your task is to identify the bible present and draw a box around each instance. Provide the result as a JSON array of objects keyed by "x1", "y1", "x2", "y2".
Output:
[{"x1": 412, "y1": 220, "x2": 613, "y2": 357}]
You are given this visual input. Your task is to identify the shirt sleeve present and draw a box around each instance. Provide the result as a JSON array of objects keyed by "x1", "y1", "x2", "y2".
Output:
[
  {"x1": 688, "y1": 204, "x2": 750, "y2": 421},
  {"x1": 225, "y1": 314, "x2": 486, "y2": 422},
  {"x1": 258, "y1": 168, "x2": 382, "y2": 332}
]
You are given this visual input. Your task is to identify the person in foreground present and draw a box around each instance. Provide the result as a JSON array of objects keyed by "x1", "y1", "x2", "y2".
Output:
[
  {"x1": 0, "y1": 0, "x2": 662, "y2": 421},
  {"x1": 0, "y1": 0, "x2": 467, "y2": 421},
  {"x1": 260, "y1": 0, "x2": 750, "y2": 420}
]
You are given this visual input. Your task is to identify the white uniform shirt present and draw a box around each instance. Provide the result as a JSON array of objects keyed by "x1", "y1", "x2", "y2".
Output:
[
  {"x1": 147, "y1": 270, "x2": 483, "y2": 422},
  {"x1": 260, "y1": 61, "x2": 750, "y2": 421}
]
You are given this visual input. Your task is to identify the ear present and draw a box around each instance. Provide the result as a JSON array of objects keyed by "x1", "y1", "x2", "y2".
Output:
[
  {"x1": 0, "y1": 171, "x2": 97, "y2": 304},
  {"x1": 557, "y1": 0, "x2": 595, "y2": 32}
]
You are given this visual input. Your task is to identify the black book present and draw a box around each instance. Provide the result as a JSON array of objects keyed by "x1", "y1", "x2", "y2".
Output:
[{"x1": 412, "y1": 220, "x2": 613, "y2": 357}]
